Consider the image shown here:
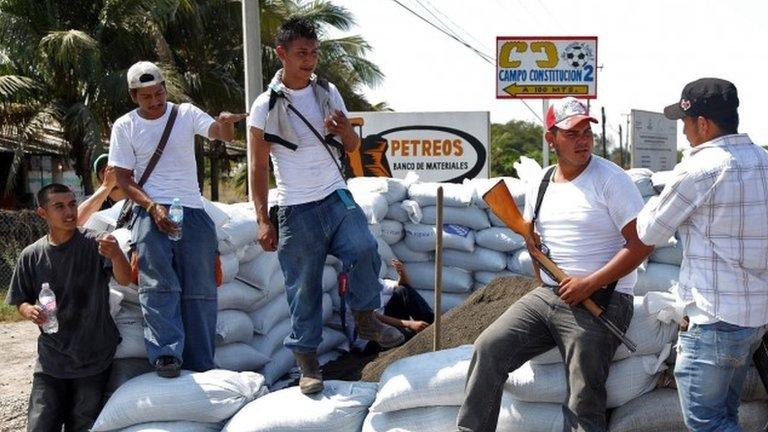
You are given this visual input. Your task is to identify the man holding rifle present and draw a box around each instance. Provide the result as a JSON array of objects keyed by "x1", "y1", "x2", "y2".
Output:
[
  {"x1": 636, "y1": 78, "x2": 768, "y2": 432},
  {"x1": 457, "y1": 97, "x2": 652, "y2": 432}
]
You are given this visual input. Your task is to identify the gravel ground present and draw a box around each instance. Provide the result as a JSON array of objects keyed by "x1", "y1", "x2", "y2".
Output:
[{"x1": 0, "y1": 322, "x2": 36, "y2": 432}]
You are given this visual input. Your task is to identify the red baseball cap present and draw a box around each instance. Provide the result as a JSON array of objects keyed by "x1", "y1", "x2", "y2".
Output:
[{"x1": 545, "y1": 97, "x2": 598, "y2": 130}]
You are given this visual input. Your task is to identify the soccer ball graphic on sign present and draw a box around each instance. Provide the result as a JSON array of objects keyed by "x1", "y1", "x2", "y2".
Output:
[{"x1": 561, "y1": 42, "x2": 594, "y2": 69}]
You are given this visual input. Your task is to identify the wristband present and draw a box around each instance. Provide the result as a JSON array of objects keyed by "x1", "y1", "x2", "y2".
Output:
[{"x1": 146, "y1": 201, "x2": 157, "y2": 214}]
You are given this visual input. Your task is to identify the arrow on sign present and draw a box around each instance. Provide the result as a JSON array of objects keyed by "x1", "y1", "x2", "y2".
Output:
[{"x1": 503, "y1": 83, "x2": 589, "y2": 96}]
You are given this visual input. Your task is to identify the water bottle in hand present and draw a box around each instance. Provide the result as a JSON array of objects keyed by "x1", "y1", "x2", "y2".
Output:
[
  {"x1": 168, "y1": 198, "x2": 183, "y2": 241},
  {"x1": 38, "y1": 283, "x2": 59, "y2": 334}
]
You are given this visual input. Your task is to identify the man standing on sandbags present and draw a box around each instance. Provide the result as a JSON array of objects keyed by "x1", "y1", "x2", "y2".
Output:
[
  {"x1": 636, "y1": 78, "x2": 768, "y2": 432},
  {"x1": 109, "y1": 61, "x2": 246, "y2": 378},
  {"x1": 457, "y1": 97, "x2": 653, "y2": 432},
  {"x1": 248, "y1": 17, "x2": 404, "y2": 395},
  {"x1": 6, "y1": 184, "x2": 130, "y2": 431}
]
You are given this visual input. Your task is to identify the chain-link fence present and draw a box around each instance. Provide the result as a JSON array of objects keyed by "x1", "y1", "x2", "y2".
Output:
[{"x1": 1, "y1": 211, "x2": 48, "y2": 291}]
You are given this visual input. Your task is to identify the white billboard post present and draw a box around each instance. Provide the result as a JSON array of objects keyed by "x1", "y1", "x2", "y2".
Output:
[
  {"x1": 496, "y1": 37, "x2": 598, "y2": 168},
  {"x1": 346, "y1": 111, "x2": 490, "y2": 182},
  {"x1": 629, "y1": 109, "x2": 677, "y2": 172}
]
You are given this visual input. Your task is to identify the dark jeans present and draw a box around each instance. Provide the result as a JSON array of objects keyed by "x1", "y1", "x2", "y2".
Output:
[
  {"x1": 457, "y1": 286, "x2": 633, "y2": 432},
  {"x1": 27, "y1": 368, "x2": 110, "y2": 432},
  {"x1": 384, "y1": 283, "x2": 435, "y2": 339}
]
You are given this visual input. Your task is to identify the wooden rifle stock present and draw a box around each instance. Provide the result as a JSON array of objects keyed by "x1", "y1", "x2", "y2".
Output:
[{"x1": 482, "y1": 180, "x2": 637, "y2": 352}]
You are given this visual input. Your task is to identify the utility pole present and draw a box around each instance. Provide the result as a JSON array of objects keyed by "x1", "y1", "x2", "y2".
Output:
[
  {"x1": 621, "y1": 113, "x2": 631, "y2": 169},
  {"x1": 618, "y1": 124, "x2": 623, "y2": 168},
  {"x1": 601, "y1": 107, "x2": 607, "y2": 158},
  {"x1": 242, "y1": 0, "x2": 263, "y2": 200}
]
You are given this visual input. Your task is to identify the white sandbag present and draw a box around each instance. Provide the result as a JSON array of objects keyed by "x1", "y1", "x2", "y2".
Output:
[
  {"x1": 421, "y1": 205, "x2": 490, "y2": 230},
  {"x1": 237, "y1": 252, "x2": 280, "y2": 290},
  {"x1": 216, "y1": 310, "x2": 254, "y2": 346},
  {"x1": 402, "y1": 262, "x2": 473, "y2": 293},
  {"x1": 513, "y1": 156, "x2": 543, "y2": 184},
  {"x1": 626, "y1": 168, "x2": 656, "y2": 197},
  {"x1": 377, "y1": 238, "x2": 397, "y2": 264},
  {"x1": 259, "y1": 347, "x2": 296, "y2": 386},
  {"x1": 407, "y1": 182, "x2": 473, "y2": 207},
  {"x1": 531, "y1": 295, "x2": 679, "y2": 364},
  {"x1": 114, "y1": 320, "x2": 146, "y2": 359},
  {"x1": 383, "y1": 178, "x2": 409, "y2": 203},
  {"x1": 218, "y1": 216, "x2": 258, "y2": 254},
  {"x1": 250, "y1": 295, "x2": 290, "y2": 335},
  {"x1": 318, "y1": 327, "x2": 349, "y2": 355},
  {"x1": 252, "y1": 295, "x2": 333, "y2": 357},
  {"x1": 222, "y1": 380, "x2": 376, "y2": 432},
  {"x1": 111, "y1": 227, "x2": 133, "y2": 254},
  {"x1": 220, "y1": 252, "x2": 239, "y2": 284},
  {"x1": 350, "y1": 190, "x2": 388, "y2": 224},
  {"x1": 634, "y1": 262, "x2": 680, "y2": 296},
  {"x1": 417, "y1": 289, "x2": 469, "y2": 314},
  {"x1": 475, "y1": 227, "x2": 526, "y2": 252},
  {"x1": 322, "y1": 265, "x2": 338, "y2": 293},
  {"x1": 650, "y1": 169, "x2": 675, "y2": 194},
  {"x1": 114, "y1": 301, "x2": 143, "y2": 324},
  {"x1": 119, "y1": 422, "x2": 222, "y2": 432},
  {"x1": 506, "y1": 249, "x2": 535, "y2": 277},
  {"x1": 110, "y1": 280, "x2": 139, "y2": 305},
  {"x1": 650, "y1": 243, "x2": 683, "y2": 266},
  {"x1": 505, "y1": 351, "x2": 668, "y2": 408},
  {"x1": 215, "y1": 343, "x2": 270, "y2": 372},
  {"x1": 368, "y1": 223, "x2": 382, "y2": 238},
  {"x1": 475, "y1": 270, "x2": 516, "y2": 285},
  {"x1": 380, "y1": 219, "x2": 404, "y2": 245},
  {"x1": 83, "y1": 199, "x2": 124, "y2": 232},
  {"x1": 497, "y1": 394, "x2": 563, "y2": 432},
  {"x1": 347, "y1": 176, "x2": 389, "y2": 195},
  {"x1": 400, "y1": 200, "x2": 422, "y2": 224},
  {"x1": 466, "y1": 177, "x2": 527, "y2": 210},
  {"x1": 202, "y1": 198, "x2": 230, "y2": 228},
  {"x1": 93, "y1": 370, "x2": 268, "y2": 431},
  {"x1": 238, "y1": 242, "x2": 263, "y2": 264},
  {"x1": 109, "y1": 288, "x2": 123, "y2": 318},
  {"x1": 370, "y1": 345, "x2": 473, "y2": 413},
  {"x1": 442, "y1": 247, "x2": 507, "y2": 272},
  {"x1": 390, "y1": 241, "x2": 432, "y2": 262},
  {"x1": 404, "y1": 223, "x2": 475, "y2": 253},
  {"x1": 362, "y1": 405, "x2": 459, "y2": 432},
  {"x1": 217, "y1": 280, "x2": 266, "y2": 312},
  {"x1": 608, "y1": 388, "x2": 768, "y2": 432},
  {"x1": 386, "y1": 202, "x2": 409, "y2": 223}
]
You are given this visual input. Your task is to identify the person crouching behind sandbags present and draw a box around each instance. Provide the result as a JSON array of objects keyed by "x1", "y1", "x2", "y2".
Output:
[
  {"x1": 6, "y1": 184, "x2": 131, "y2": 431},
  {"x1": 456, "y1": 97, "x2": 653, "y2": 432},
  {"x1": 248, "y1": 17, "x2": 403, "y2": 395}
]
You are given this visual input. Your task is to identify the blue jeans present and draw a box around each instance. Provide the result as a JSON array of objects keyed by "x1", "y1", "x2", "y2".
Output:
[
  {"x1": 278, "y1": 190, "x2": 382, "y2": 353},
  {"x1": 674, "y1": 321, "x2": 763, "y2": 432},
  {"x1": 132, "y1": 206, "x2": 218, "y2": 371}
]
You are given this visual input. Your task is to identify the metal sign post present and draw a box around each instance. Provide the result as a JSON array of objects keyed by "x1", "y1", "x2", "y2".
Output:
[{"x1": 433, "y1": 186, "x2": 443, "y2": 352}]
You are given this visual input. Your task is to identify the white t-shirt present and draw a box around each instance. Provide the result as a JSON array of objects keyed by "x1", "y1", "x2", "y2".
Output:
[
  {"x1": 108, "y1": 102, "x2": 214, "y2": 208},
  {"x1": 523, "y1": 156, "x2": 644, "y2": 295},
  {"x1": 248, "y1": 83, "x2": 348, "y2": 206}
]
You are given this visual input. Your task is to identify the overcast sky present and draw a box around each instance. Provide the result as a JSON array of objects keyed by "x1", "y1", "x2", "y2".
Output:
[{"x1": 327, "y1": 0, "x2": 768, "y2": 149}]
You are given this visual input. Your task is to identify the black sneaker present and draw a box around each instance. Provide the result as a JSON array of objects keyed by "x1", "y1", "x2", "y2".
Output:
[{"x1": 154, "y1": 356, "x2": 181, "y2": 378}]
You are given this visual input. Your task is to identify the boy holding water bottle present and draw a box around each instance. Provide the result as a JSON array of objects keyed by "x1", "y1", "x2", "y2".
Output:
[{"x1": 6, "y1": 183, "x2": 131, "y2": 431}]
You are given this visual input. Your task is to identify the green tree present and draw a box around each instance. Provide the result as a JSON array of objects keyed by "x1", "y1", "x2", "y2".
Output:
[{"x1": 490, "y1": 120, "x2": 544, "y2": 177}]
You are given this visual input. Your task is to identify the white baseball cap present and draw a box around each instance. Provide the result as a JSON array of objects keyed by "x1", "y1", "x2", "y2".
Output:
[{"x1": 126, "y1": 61, "x2": 165, "y2": 89}]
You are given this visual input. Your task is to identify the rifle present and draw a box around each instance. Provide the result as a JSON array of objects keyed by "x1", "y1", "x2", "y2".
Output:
[{"x1": 483, "y1": 180, "x2": 637, "y2": 352}]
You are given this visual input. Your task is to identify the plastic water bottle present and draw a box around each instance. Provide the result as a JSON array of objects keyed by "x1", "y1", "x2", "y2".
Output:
[
  {"x1": 168, "y1": 198, "x2": 183, "y2": 241},
  {"x1": 38, "y1": 283, "x2": 58, "y2": 334}
]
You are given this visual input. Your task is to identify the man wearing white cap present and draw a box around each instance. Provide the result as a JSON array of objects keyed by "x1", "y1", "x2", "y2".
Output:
[
  {"x1": 457, "y1": 97, "x2": 652, "y2": 431},
  {"x1": 108, "y1": 61, "x2": 246, "y2": 378}
]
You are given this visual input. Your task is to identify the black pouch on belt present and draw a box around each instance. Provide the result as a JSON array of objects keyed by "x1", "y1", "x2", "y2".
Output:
[{"x1": 268, "y1": 205, "x2": 280, "y2": 243}]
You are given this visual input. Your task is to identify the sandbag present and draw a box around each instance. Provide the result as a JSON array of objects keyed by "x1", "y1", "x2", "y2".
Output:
[
  {"x1": 634, "y1": 262, "x2": 680, "y2": 296},
  {"x1": 350, "y1": 190, "x2": 388, "y2": 224},
  {"x1": 390, "y1": 241, "x2": 432, "y2": 262},
  {"x1": 237, "y1": 252, "x2": 280, "y2": 290},
  {"x1": 119, "y1": 422, "x2": 222, "y2": 432},
  {"x1": 407, "y1": 182, "x2": 473, "y2": 207},
  {"x1": 222, "y1": 381, "x2": 377, "y2": 432},
  {"x1": 362, "y1": 405, "x2": 459, "y2": 432},
  {"x1": 252, "y1": 295, "x2": 332, "y2": 357},
  {"x1": 377, "y1": 238, "x2": 397, "y2": 265},
  {"x1": 104, "y1": 358, "x2": 154, "y2": 400},
  {"x1": 421, "y1": 205, "x2": 490, "y2": 230},
  {"x1": 217, "y1": 280, "x2": 266, "y2": 312},
  {"x1": 216, "y1": 310, "x2": 254, "y2": 346},
  {"x1": 218, "y1": 216, "x2": 258, "y2": 254},
  {"x1": 347, "y1": 176, "x2": 389, "y2": 196},
  {"x1": 497, "y1": 394, "x2": 563, "y2": 432},
  {"x1": 626, "y1": 168, "x2": 656, "y2": 197},
  {"x1": 531, "y1": 295, "x2": 679, "y2": 364},
  {"x1": 400, "y1": 200, "x2": 423, "y2": 224},
  {"x1": 380, "y1": 219, "x2": 404, "y2": 245},
  {"x1": 110, "y1": 280, "x2": 139, "y2": 305},
  {"x1": 238, "y1": 242, "x2": 263, "y2": 264},
  {"x1": 322, "y1": 265, "x2": 338, "y2": 293},
  {"x1": 417, "y1": 289, "x2": 469, "y2": 314},
  {"x1": 650, "y1": 244, "x2": 683, "y2": 266},
  {"x1": 505, "y1": 352, "x2": 668, "y2": 408},
  {"x1": 93, "y1": 370, "x2": 268, "y2": 431},
  {"x1": 220, "y1": 252, "x2": 239, "y2": 284},
  {"x1": 506, "y1": 249, "x2": 535, "y2": 277},
  {"x1": 466, "y1": 177, "x2": 526, "y2": 210},
  {"x1": 249, "y1": 295, "x2": 290, "y2": 335},
  {"x1": 401, "y1": 262, "x2": 473, "y2": 293},
  {"x1": 368, "y1": 223, "x2": 382, "y2": 238},
  {"x1": 386, "y1": 202, "x2": 409, "y2": 223},
  {"x1": 608, "y1": 388, "x2": 768, "y2": 432},
  {"x1": 651, "y1": 170, "x2": 675, "y2": 194},
  {"x1": 202, "y1": 198, "x2": 230, "y2": 228},
  {"x1": 114, "y1": 319, "x2": 146, "y2": 359},
  {"x1": 215, "y1": 343, "x2": 269, "y2": 372},
  {"x1": 370, "y1": 345, "x2": 473, "y2": 413},
  {"x1": 259, "y1": 347, "x2": 295, "y2": 386},
  {"x1": 404, "y1": 223, "x2": 475, "y2": 253},
  {"x1": 475, "y1": 227, "x2": 526, "y2": 252},
  {"x1": 475, "y1": 270, "x2": 515, "y2": 285},
  {"x1": 442, "y1": 247, "x2": 507, "y2": 272}
]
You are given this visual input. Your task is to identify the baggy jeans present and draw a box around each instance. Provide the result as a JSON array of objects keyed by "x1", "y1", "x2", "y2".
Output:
[{"x1": 456, "y1": 286, "x2": 633, "y2": 432}]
